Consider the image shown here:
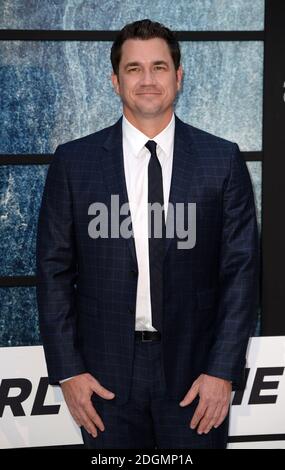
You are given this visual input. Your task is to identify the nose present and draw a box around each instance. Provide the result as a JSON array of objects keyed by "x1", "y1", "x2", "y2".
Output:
[{"x1": 140, "y1": 68, "x2": 156, "y2": 85}]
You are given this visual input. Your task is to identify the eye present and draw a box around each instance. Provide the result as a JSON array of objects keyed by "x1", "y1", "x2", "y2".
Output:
[{"x1": 128, "y1": 67, "x2": 140, "y2": 72}]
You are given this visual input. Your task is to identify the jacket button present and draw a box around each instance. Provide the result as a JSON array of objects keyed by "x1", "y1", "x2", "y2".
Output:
[
  {"x1": 130, "y1": 268, "x2": 138, "y2": 277},
  {"x1": 128, "y1": 307, "x2": 135, "y2": 315}
]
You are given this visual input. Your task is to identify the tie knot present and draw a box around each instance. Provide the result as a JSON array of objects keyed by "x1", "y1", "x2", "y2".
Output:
[{"x1": 145, "y1": 140, "x2": 157, "y2": 156}]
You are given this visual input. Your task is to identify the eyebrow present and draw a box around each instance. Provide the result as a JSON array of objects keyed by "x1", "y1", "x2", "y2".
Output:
[{"x1": 124, "y1": 60, "x2": 169, "y2": 69}]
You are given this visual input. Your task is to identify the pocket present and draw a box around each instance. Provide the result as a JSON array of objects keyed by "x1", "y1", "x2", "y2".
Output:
[{"x1": 197, "y1": 288, "x2": 217, "y2": 310}]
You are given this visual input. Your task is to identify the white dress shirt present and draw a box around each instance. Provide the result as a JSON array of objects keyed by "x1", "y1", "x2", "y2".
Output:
[{"x1": 122, "y1": 113, "x2": 175, "y2": 331}]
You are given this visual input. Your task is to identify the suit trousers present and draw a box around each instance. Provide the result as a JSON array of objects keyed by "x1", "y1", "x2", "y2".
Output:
[{"x1": 81, "y1": 336, "x2": 229, "y2": 449}]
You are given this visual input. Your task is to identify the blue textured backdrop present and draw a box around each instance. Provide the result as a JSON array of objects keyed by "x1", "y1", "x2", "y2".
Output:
[
  {"x1": 0, "y1": 41, "x2": 263, "y2": 154},
  {"x1": 0, "y1": 1, "x2": 264, "y2": 345},
  {"x1": 0, "y1": 0, "x2": 265, "y2": 30}
]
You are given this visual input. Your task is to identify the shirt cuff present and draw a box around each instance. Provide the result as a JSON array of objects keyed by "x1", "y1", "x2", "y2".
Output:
[{"x1": 59, "y1": 376, "x2": 75, "y2": 383}]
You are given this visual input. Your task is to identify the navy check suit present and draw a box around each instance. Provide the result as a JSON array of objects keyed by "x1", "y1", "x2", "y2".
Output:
[{"x1": 36, "y1": 115, "x2": 259, "y2": 448}]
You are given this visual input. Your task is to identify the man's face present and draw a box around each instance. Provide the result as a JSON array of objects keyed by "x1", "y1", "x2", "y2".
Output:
[{"x1": 112, "y1": 38, "x2": 182, "y2": 120}]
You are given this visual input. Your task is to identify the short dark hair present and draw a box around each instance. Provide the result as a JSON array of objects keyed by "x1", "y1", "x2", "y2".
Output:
[{"x1": 110, "y1": 19, "x2": 181, "y2": 75}]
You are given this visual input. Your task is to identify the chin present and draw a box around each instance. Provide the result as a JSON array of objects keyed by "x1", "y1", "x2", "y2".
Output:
[
  {"x1": 139, "y1": 110, "x2": 162, "y2": 118},
  {"x1": 137, "y1": 104, "x2": 163, "y2": 114}
]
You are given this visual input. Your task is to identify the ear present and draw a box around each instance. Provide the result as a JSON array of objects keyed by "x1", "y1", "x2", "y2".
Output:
[
  {"x1": 176, "y1": 65, "x2": 183, "y2": 91},
  {"x1": 111, "y1": 72, "x2": 120, "y2": 95}
]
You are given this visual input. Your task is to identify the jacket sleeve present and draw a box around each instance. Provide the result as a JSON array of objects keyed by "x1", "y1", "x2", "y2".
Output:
[
  {"x1": 36, "y1": 145, "x2": 87, "y2": 385},
  {"x1": 204, "y1": 144, "x2": 260, "y2": 388}
]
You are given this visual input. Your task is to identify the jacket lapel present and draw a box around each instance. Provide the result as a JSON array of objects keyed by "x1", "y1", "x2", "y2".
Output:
[
  {"x1": 100, "y1": 117, "x2": 138, "y2": 267},
  {"x1": 164, "y1": 115, "x2": 197, "y2": 258}
]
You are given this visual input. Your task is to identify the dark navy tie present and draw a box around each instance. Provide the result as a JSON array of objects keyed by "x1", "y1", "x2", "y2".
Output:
[{"x1": 145, "y1": 140, "x2": 165, "y2": 332}]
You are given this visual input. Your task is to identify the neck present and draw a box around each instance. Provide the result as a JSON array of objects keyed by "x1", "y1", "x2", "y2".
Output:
[{"x1": 123, "y1": 110, "x2": 173, "y2": 138}]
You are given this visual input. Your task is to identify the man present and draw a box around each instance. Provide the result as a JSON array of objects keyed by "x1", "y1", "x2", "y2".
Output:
[{"x1": 36, "y1": 19, "x2": 259, "y2": 449}]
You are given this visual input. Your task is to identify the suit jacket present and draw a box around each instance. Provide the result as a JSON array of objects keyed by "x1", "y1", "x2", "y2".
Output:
[{"x1": 36, "y1": 114, "x2": 259, "y2": 405}]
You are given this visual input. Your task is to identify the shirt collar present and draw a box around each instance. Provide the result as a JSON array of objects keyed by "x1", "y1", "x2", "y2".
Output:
[{"x1": 122, "y1": 113, "x2": 175, "y2": 159}]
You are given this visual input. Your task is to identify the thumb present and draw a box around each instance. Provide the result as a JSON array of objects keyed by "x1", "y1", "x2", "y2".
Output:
[
  {"x1": 91, "y1": 378, "x2": 115, "y2": 400},
  {"x1": 179, "y1": 383, "x2": 199, "y2": 407}
]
